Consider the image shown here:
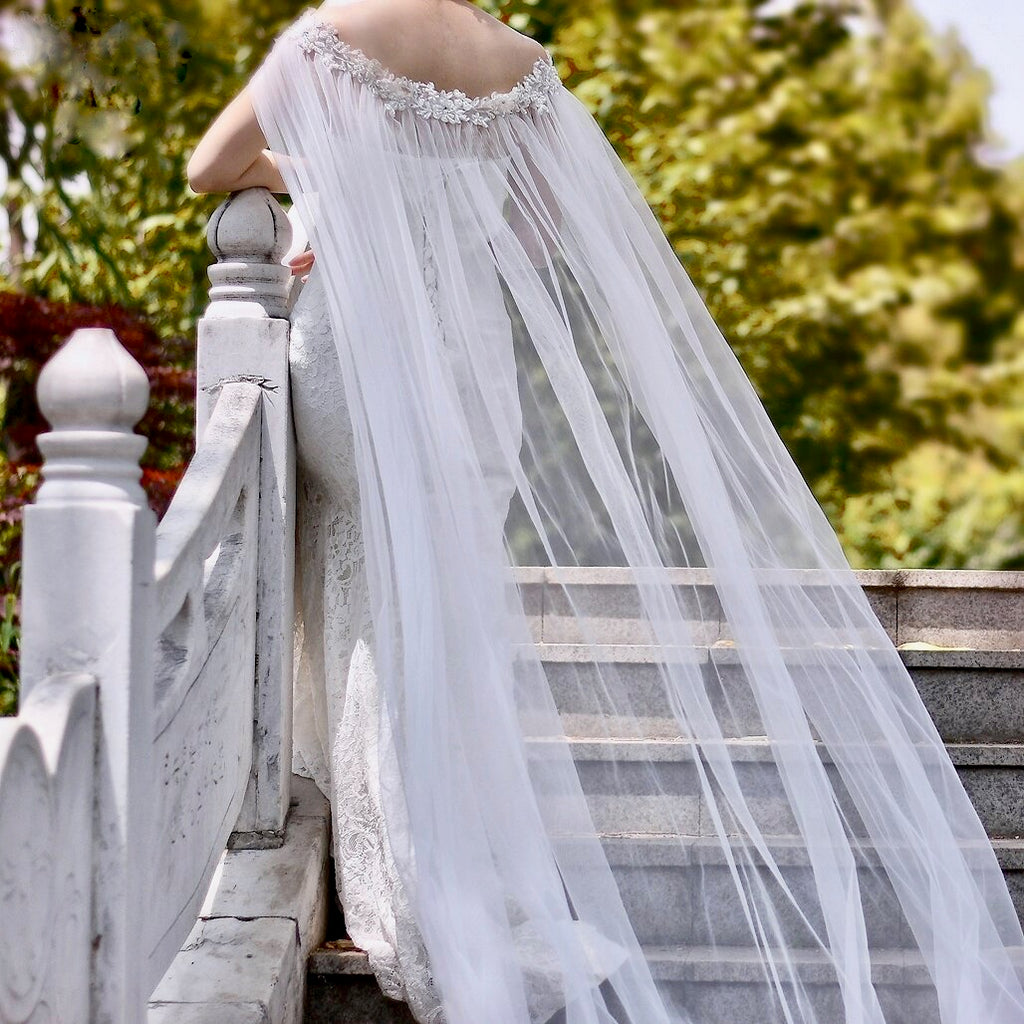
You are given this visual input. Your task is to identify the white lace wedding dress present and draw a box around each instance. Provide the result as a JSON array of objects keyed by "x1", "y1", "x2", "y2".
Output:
[
  {"x1": 252, "y1": 5, "x2": 1024, "y2": 1022},
  {"x1": 289, "y1": 257, "x2": 446, "y2": 1022},
  {"x1": 289, "y1": 225, "x2": 587, "y2": 1024}
]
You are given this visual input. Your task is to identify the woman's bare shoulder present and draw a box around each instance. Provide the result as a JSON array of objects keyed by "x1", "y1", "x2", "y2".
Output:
[{"x1": 310, "y1": 0, "x2": 547, "y2": 92}]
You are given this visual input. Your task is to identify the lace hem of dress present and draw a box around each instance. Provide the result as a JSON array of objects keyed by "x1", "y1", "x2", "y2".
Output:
[{"x1": 288, "y1": 6, "x2": 561, "y2": 125}]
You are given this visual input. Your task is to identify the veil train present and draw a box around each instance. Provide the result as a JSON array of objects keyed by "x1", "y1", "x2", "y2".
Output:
[{"x1": 252, "y1": 5, "x2": 1024, "y2": 1022}]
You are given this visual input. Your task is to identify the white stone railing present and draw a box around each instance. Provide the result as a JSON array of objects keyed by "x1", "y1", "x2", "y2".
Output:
[{"x1": 0, "y1": 187, "x2": 300, "y2": 1022}]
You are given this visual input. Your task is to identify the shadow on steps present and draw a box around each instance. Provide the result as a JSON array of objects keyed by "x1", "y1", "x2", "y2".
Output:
[
  {"x1": 306, "y1": 855, "x2": 418, "y2": 1023},
  {"x1": 305, "y1": 973, "x2": 419, "y2": 1024}
]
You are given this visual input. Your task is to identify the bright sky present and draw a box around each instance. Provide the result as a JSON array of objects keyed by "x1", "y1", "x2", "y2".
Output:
[{"x1": 910, "y1": 0, "x2": 1024, "y2": 161}]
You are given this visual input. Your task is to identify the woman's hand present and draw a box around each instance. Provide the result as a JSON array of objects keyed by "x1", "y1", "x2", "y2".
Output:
[{"x1": 288, "y1": 249, "x2": 315, "y2": 282}]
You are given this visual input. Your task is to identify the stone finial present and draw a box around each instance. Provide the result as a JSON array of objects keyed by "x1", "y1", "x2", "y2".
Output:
[
  {"x1": 205, "y1": 187, "x2": 293, "y2": 320},
  {"x1": 37, "y1": 327, "x2": 150, "y2": 433},
  {"x1": 34, "y1": 327, "x2": 150, "y2": 506}
]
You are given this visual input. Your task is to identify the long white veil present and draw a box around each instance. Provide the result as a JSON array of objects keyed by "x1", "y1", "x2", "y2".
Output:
[{"x1": 250, "y1": 6, "x2": 1024, "y2": 1022}]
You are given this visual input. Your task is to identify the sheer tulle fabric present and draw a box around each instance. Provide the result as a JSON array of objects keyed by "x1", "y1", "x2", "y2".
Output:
[{"x1": 251, "y1": 9, "x2": 1024, "y2": 1022}]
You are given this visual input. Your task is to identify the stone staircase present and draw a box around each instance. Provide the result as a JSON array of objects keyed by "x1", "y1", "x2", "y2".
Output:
[{"x1": 305, "y1": 567, "x2": 1024, "y2": 1023}]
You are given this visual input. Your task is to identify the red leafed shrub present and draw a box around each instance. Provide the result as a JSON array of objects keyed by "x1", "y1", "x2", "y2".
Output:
[
  {"x1": 0, "y1": 290, "x2": 197, "y2": 713},
  {"x1": 0, "y1": 290, "x2": 197, "y2": 567}
]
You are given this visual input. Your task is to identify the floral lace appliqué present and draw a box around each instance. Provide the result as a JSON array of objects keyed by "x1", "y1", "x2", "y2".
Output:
[
  {"x1": 289, "y1": 268, "x2": 447, "y2": 1023},
  {"x1": 287, "y1": 7, "x2": 561, "y2": 125}
]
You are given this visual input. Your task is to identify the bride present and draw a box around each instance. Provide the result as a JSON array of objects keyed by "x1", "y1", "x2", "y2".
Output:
[{"x1": 187, "y1": 1, "x2": 1024, "y2": 1021}]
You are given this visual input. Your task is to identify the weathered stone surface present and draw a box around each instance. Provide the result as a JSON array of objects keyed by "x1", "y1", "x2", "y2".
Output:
[
  {"x1": 542, "y1": 580, "x2": 723, "y2": 646},
  {"x1": 308, "y1": 943, "x2": 375, "y2": 977},
  {"x1": 911, "y1": 666, "x2": 1024, "y2": 743},
  {"x1": 146, "y1": 379, "x2": 263, "y2": 990},
  {"x1": 650, "y1": 944, "x2": 1024, "y2": 1024},
  {"x1": 306, "y1": 945, "x2": 418, "y2": 1024},
  {"x1": 149, "y1": 1002, "x2": 269, "y2": 1024},
  {"x1": 553, "y1": 737, "x2": 1024, "y2": 838},
  {"x1": 307, "y1": 942, "x2": 972, "y2": 1024},
  {"x1": 598, "y1": 834, "x2": 1024, "y2": 949},
  {"x1": 19, "y1": 327, "x2": 158, "y2": 1022},
  {"x1": 204, "y1": 777, "x2": 329, "y2": 958},
  {"x1": 149, "y1": 776, "x2": 330, "y2": 1024},
  {"x1": 149, "y1": 918, "x2": 299, "y2": 1024},
  {"x1": 0, "y1": 675, "x2": 95, "y2": 1024},
  {"x1": 516, "y1": 579, "x2": 544, "y2": 643},
  {"x1": 311, "y1": 569, "x2": 1024, "y2": 1022},
  {"x1": 897, "y1": 584, "x2": 1024, "y2": 650}
]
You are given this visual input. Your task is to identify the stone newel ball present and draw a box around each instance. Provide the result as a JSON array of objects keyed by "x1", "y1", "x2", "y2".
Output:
[{"x1": 207, "y1": 186, "x2": 293, "y2": 265}]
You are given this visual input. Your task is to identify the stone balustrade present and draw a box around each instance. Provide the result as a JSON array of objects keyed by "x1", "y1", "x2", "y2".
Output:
[{"x1": 0, "y1": 186, "x2": 299, "y2": 1022}]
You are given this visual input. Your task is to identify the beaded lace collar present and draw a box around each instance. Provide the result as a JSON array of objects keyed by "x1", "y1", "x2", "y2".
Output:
[{"x1": 285, "y1": 6, "x2": 561, "y2": 126}]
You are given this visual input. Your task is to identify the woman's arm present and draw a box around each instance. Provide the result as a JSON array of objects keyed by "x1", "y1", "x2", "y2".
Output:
[{"x1": 187, "y1": 85, "x2": 288, "y2": 195}]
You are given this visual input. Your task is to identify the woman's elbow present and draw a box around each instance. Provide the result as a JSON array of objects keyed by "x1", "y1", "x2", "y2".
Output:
[{"x1": 186, "y1": 154, "x2": 227, "y2": 194}]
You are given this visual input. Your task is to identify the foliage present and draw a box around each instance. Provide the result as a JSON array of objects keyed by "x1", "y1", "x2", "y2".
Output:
[
  {"x1": 0, "y1": 0, "x2": 290, "y2": 709},
  {"x1": 0, "y1": 289, "x2": 195, "y2": 519},
  {"x1": 0, "y1": 289, "x2": 194, "y2": 710},
  {"x1": 0, "y1": 0, "x2": 296, "y2": 338},
  {"x1": 838, "y1": 442, "x2": 1024, "y2": 568},
  {"x1": 0, "y1": 561, "x2": 20, "y2": 716},
  {"x1": 1, "y1": 0, "x2": 1023, "y2": 576},
  {"x1": 484, "y1": 0, "x2": 1024, "y2": 563}
]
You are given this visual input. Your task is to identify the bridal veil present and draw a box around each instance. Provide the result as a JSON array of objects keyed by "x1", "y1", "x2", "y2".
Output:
[{"x1": 249, "y1": 6, "x2": 1024, "y2": 1022}]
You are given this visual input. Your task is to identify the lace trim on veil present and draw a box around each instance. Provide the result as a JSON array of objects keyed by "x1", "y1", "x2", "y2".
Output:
[{"x1": 286, "y1": 6, "x2": 561, "y2": 125}]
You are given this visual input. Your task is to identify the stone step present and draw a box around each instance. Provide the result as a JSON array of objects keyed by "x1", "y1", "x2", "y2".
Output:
[
  {"x1": 306, "y1": 942, "x2": 418, "y2": 1024},
  {"x1": 308, "y1": 835, "x2": 1024, "y2": 961},
  {"x1": 646, "y1": 942, "x2": 1024, "y2": 1024},
  {"x1": 308, "y1": 939, "x2": 1024, "y2": 1024},
  {"x1": 597, "y1": 833, "x2": 1024, "y2": 949},
  {"x1": 531, "y1": 736, "x2": 1024, "y2": 839},
  {"x1": 535, "y1": 643, "x2": 1024, "y2": 744},
  {"x1": 306, "y1": 567, "x2": 1024, "y2": 1022},
  {"x1": 514, "y1": 566, "x2": 1024, "y2": 651}
]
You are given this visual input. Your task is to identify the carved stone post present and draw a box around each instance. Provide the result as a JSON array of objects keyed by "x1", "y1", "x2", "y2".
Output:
[
  {"x1": 199, "y1": 186, "x2": 296, "y2": 845},
  {"x1": 19, "y1": 327, "x2": 155, "y2": 1023}
]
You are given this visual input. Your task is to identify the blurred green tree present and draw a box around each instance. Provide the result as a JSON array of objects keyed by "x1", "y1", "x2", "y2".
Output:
[
  {"x1": 1, "y1": 0, "x2": 1023, "y2": 575},
  {"x1": 0, "y1": 0, "x2": 299, "y2": 337},
  {"x1": 481, "y1": 0, "x2": 1024, "y2": 565}
]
